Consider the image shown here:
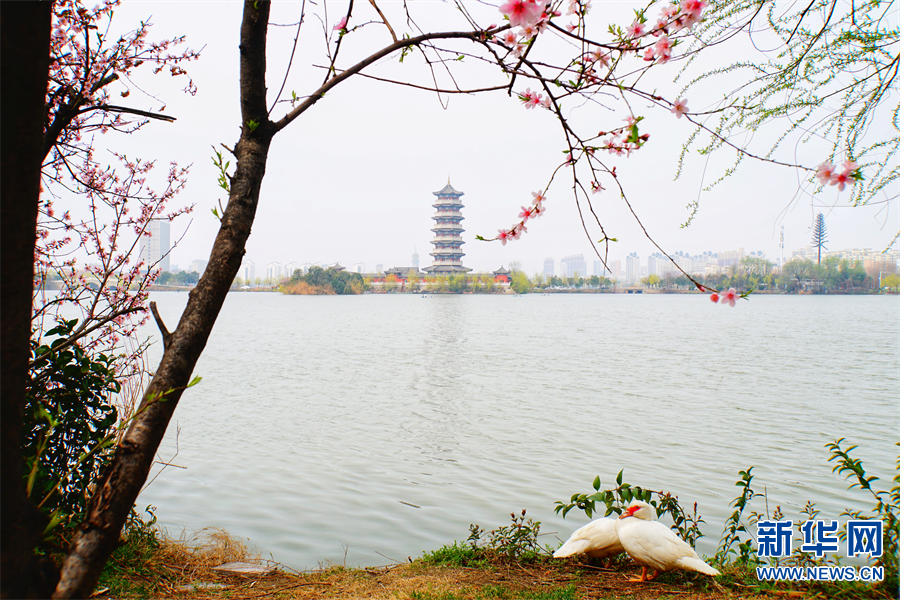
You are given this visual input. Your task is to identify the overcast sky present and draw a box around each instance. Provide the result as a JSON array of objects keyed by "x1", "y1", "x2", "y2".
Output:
[{"x1": 101, "y1": 0, "x2": 898, "y2": 276}]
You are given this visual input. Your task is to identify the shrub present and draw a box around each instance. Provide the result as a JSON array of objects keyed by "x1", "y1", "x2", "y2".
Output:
[{"x1": 23, "y1": 319, "x2": 121, "y2": 533}]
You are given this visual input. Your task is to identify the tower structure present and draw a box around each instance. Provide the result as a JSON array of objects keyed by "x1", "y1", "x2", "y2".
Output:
[{"x1": 424, "y1": 181, "x2": 472, "y2": 273}]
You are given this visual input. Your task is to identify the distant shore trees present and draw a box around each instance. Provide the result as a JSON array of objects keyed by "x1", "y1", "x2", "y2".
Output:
[
  {"x1": 283, "y1": 266, "x2": 365, "y2": 295},
  {"x1": 778, "y1": 258, "x2": 871, "y2": 293}
]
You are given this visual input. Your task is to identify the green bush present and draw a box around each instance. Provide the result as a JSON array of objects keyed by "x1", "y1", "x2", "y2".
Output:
[{"x1": 23, "y1": 319, "x2": 121, "y2": 532}]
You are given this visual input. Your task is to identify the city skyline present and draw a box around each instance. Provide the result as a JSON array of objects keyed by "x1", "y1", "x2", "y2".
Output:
[{"x1": 102, "y1": 1, "x2": 896, "y2": 281}]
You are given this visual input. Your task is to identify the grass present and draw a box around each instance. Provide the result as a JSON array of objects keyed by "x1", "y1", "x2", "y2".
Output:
[{"x1": 91, "y1": 530, "x2": 894, "y2": 600}]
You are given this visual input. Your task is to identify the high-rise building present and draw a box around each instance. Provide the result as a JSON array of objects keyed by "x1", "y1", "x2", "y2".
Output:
[
  {"x1": 625, "y1": 253, "x2": 640, "y2": 283},
  {"x1": 610, "y1": 260, "x2": 621, "y2": 279},
  {"x1": 593, "y1": 260, "x2": 614, "y2": 277},
  {"x1": 560, "y1": 254, "x2": 587, "y2": 278},
  {"x1": 189, "y1": 259, "x2": 208, "y2": 275},
  {"x1": 240, "y1": 260, "x2": 255, "y2": 283},
  {"x1": 138, "y1": 220, "x2": 170, "y2": 272},
  {"x1": 543, "y1": 257, "x2": 555, "y2": 277},
  {"x1": 423, "y1": 180, "x2": 471, "y2": 273},
  {"x1": 412, "y1": 249, "x2": 420, "y2": 270},
  {"x1": 266, "y1": 261, "x2": 282, "y2": 280}
]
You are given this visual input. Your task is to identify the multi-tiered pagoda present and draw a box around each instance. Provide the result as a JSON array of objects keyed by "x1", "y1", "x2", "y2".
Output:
[{"x1": 423, "y1": 180, "x2": 472, "y2": 273}]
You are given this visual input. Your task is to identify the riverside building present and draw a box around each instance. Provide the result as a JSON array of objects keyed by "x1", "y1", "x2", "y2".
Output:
[{"x1": 138, "y1": 219, "x2": 170, "y2": 272}]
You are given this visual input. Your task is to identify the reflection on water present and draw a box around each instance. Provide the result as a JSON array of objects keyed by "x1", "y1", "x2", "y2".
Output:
[{"x1": 139, "y1": 292, "x2": 897, "y2": 569}]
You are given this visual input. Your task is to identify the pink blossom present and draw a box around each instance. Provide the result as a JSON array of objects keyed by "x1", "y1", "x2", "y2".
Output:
[
  {"x1": 519, "y1": 206, "x2": 533, "y2": 221},
  {"x1": 682, "y1": 0, "x2": 707, "y2": 17},
  {"x1": 643, "y1": 47, "x2": 656, "y2": 61},
  {"x1": 334, "y1": 16, "x2": 348, "y2": 31},
  {"x1": 532, "y1": 190, "x2": 547, "y2": 205},
  {"x1": 816, "y1": 162, "x2": 835, "y2": 186},
  {"x1": 593, "y1": 49, "x2": 610, "y2": 68},
  {"x1": 519, "y1": 23, "x2": 539, "y2": 40},
  {"x1": 498, "y1": 30, "x2": 519, "y2": 47},
  {"x1": 532, "y1": 203, "x2": 546, "y2": 217},
  {"x1": 520, "y1": 88, "x2": 545, "y2": 109},
  {"x1": 709, "y1": 292, "x2": 720, "y2": 303},
  {"x1": 671, "y1": 98, "x2": 688, "y2": 118},
  {"x1": 591, "y1": 181, "x2": 604, "y2": 194},
  {"x1": 520, "y1": 87, "x2": 536, "y2": 106},
  {"x1": 842, "y1": 160, "x2": 859, "y2": 174},
  {"x1": 654, "y1": 35, "x2": 673, "y2": 62},
  {"x1": 830, "y1": 172, "x2": 851, "y2": 191},
  {"x1": 661, "y1": 3, "x2": 679, "y2": 18},
  {"x1": 566, "y1": 22, "x2": 578, "y2": 32},
  {"x1": 828, "y1": 160, "x2": 859, "y2": 192},
  {"x1": 720, "y1": 287, "x2": 737, "y2": 307},
  {"x1": 499, "y1": 0, "x2": 544, "y2": 28},
  {"x1": 654, "y1": 17, "x2": 670, "y2": 34},
  {"x1": 626, "y1": 19, "x2": 646, "y2": 38},
  {"x1": 680, "y1": 0, "x2": 707, "y2": 27},
  {"x1": 828, "y1": 161, "x2": 859, "y2": 190},
  {"x1": 540, "y1": 95, "x2": 551, "y2": 109},
  {"x1": 498, "y1": 229, "x2": 511, "y2": 245}
]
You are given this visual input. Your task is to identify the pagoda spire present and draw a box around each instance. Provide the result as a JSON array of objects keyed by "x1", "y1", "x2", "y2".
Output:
[{"x1": 422, "y1": 181, "x2": 472, "y2": 273}]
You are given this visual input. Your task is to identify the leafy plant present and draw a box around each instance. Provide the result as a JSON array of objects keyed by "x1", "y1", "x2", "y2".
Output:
[
  {"x1": 468, "y1": 510, "x2": 547, "y2": 561},
  {"x1": 554, "y1": 469, "x2": 706, "y2": 548},
  {"x1": 714, "y1": 467, "x2": 755, "y2": 564},
  {"x1": 826, "y1": 438, "x2": 899, "y2": 592},
  {"x1": 419, "y1": 541, "x2": 487, "y2": 568},
  {"x1": 23, "y1": 319, "x2": 121, "y2": 532}
]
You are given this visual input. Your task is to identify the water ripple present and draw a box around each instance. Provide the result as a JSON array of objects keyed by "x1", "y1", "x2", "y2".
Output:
[{"x1": 140, "y1": 293, "x2": 898, "y2": 570}]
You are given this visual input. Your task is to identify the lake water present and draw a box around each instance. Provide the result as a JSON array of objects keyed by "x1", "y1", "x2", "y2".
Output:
[{"x1": 137, "y1": 292, "x2": 898, "y2": 570}]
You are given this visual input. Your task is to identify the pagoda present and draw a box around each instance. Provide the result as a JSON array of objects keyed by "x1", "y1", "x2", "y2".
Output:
[{"x1": 423, "y1": 180, "x2": 472, "y2": 273}]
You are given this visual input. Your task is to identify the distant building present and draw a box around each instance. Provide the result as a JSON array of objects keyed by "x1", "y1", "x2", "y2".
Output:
[
  {"x1": 493, "y1": 266, "x2": 511, "y2": 283},
  {"x1": 609, "y1": 260, "x2": 621, "y2": 279},
  {"x1": 543, "y1": 257, "x2": 555, "y2": 278},
  {"x1": 240, "y1": 260, "x2": 255, "y2": 282},
  {"x1": 189, "y1": 258, "x2": 208, "y2": 275},
  {"x1": 625, "y1": 253, "x2": 640, "y2": 283},
  {"x1": 285, "y1": 261, "x2": 299, "y2": 278},
  {"x1": 412, "y1": 249, "x2": 419, "y2": 270},
  {"x1": 375, "y1": 263, "x2": 384, "y2": 273},
  {"x1": 647, "y1": 253, "x2": 668, "y2": 277},
  {"x1": 384, "y1": 267, "x2": 420, "y2": 279},
  {"x1": 718, "y1": 248, "x2": 745, "y2": 267},
  {"x1": 560, "y1": 254, "x2": 586, "y2": 278},
  {"x1": 423, "y1": 180, "x2": 472, "y2": 273},
  {"x1": 138, "y1": 220, "x2": 170, "y2": 272},
  {"x1": 266, "y1": 261, "x2": 282, "y2": 280}
]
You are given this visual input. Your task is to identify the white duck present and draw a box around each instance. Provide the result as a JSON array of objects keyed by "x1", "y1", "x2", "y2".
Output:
[
  {"x1": 616, "y1": 500, "x2": 720, "y2": 582},
  {"x1": 554, "y1": 503, "x2": 656, "y2": 563}
]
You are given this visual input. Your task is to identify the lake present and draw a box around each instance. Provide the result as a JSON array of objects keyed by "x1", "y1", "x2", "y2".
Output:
[{"x1": 137, "y1": 292, "x2": 897, "y2": 570}]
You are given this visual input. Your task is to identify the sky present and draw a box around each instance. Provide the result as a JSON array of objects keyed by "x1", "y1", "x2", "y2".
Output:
[{"x1": 95, "y1": 0, "x2": 898, "y2": 276}]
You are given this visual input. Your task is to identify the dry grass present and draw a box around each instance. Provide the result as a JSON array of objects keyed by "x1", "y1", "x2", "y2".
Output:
[
  {"x1": 94, "y1": 534, "x2": 791, "y2": 600},
  {"x1": 281, "y1": 281, "x2": 335, "y2": 295},
  {"x1": 96, "y1": 529, "x2": 892, "y2": 600}
]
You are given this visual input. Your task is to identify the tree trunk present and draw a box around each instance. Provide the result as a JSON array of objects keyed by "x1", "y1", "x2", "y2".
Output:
[
  {"x1": 53, "y1": 2, "x2": 275, "y2": 596},
  {"x1": 0, "y1": 4, "x2": 57, "y2": 598}
]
